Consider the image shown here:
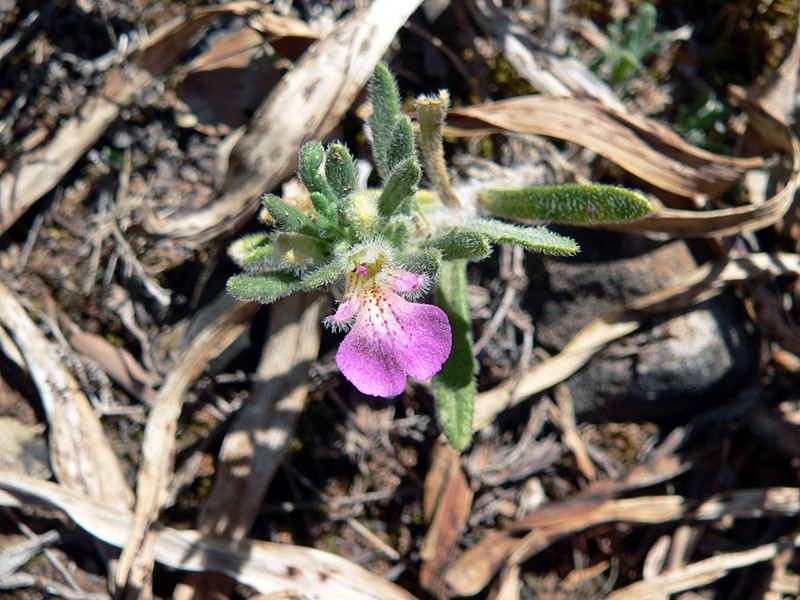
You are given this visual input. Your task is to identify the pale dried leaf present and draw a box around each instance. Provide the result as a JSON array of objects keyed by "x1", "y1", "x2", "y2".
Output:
[
  {"x1": 0, "y1": 471, "x2": 418, "y2": 600},
  {"x1": 420, "y1": 443, "x2": 474, "y2": 597},
  {"x1": 492, "y1": 564, "x2": 521, "y2": 600},
  {"x1": 550, "y1": 388, "x2": 596, "y2": 481},
  {"x1": 561, "y1": 561, "x2": 610, "y2": 592},
  {"x1": 466, "y1": 0, "x2": 626, "y2": 112},
  {"x1": 150, "y1": 0, "x2": 425, "y2": 244},
  {"x1": 115, "y1": 300, "x2": 260, "y2": 594},
  {"x1": 175, "y1": 294, "x2": 324, "y2": 600},
  {"x1": 249, "y1": 11, "x2": 319, "y2": 40},
  {"x1": 422, "y1": 440, "x2": 458, "y2": 524},
  {"x1": 448, "y1": 96, "x2": 763, "y2": 197},
  {"x1": 69, "y1": 331, "x2": 156, "y2": 401},
  {"x1": 643, "y1": 535, "x2": 672, "y2": 580},
  {"x1": 605, "y1": 537, "x2": 800, "y2": 600},
  {"x1": 0, "y1": 281, "x2": 132, "y2": 509},
  {"x1": 175, "y1": 26, "x2": 282, "y2": 133},
  {"x1": 444, "y1": 486, "x2": 800, "y2": 596},
  {"x1": 443, "y1": 450, "x2": 692, "y2": 596},
  {"x1": 0, "y1": 1, "x2": 263, "y2": 236},
  {"x1": 474, "y1": 252, "x2": 800, "y2": 431},
  {"x1": 610, "y1": 94, "x2": 800, "y2": 237}
]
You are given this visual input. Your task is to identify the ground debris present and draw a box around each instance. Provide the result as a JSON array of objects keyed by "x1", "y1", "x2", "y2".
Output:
[{"x1": 2, "y1": 2, "x2": 800, "y2": 599}]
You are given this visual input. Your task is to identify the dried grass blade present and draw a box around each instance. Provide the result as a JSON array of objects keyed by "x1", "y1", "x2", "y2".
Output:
[
  {"x1": 610, "y1": 96, "x2": 800, "y2": 237},
  {"x1": 444, "y1": 449, "x2": 692, "y2": 596},
  {"x1": 0, "y1": 472, "x2": 418, "y2": 600},
  {"x1": 0, "y1": 1, "x2": 263, "y2": 237},
  {"x1": 0, "y1": 281, "x2": 132, "y2": 509},
  {"x1": 465, "y1": 0, "x2": 626, "y2": 112},
  {"x1": 445, "y1": 486, "x2": 800, "y2": 596},
  {"x1": 474, "y1": 252, "x2": 800, "y2": 431},
  {"x1": 175, "y1": 293, "x2": 324, "y2": 599},
  {"x1": 115, "y1": 300, "x2": 260, "y2": 596},
  {"x1": 447, "y1": 96, "x2": 763, "y2": 197},
  {"x1": 151, "y1": 0, "x2": 424, "y2": 244},
  {"x1": 419, "y1": 443, "x2": 474, "y2": 597},
  {"x1": 199, "y1": 294, "x2": 323, "y2": 536},
  {"x1": 605, "y1": 535, "x2": 800, "y2": 600}
]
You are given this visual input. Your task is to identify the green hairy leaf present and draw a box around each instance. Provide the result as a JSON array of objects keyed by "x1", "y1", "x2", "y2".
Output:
[
  {"x1": 401, "y1": 247, "x2": 442, "y2": 281},
  {"x1": 386, "y1": 116, "x2": 415, "y2": 172},
  {"x1": 368, "y1": 63, "x2": 401, "y2": 181},
  {"x1": 228, "y1": 233, "x2": 270, "y2": 269},
  {"x1": 378, "y1": 157, "x2": 420, "y2": 218},
  {"x1": 429, "y1": 229, "x2": 491, "y2": 261},
  {"x1": 261, "y1": 194, "x2": 319, "y2": 236},
  {"x1": 478, "y1": 184, "x2": 653, "y2": 224},
  {"x1": 433, "y1": 261, "x2": 475, "y2": 451},
  {"x1": 462, "y1": 220, "x2": 579, "y2": 255},
  {"x1": 300, "y1": 258, "x2": 343, "y2": 290},
  {"x1": 271, "y1": 232, "x2": 327, "y2": 272},
  {"x1": 325, "y1": 143, "x2": 357, "y2": 201},
  {"x1": 226, "y1": 272, "x2": 302, "y2": 304},
  {"x1": 237, "y1": 244, "x2": 279, "y2": 273},
  {"x1": 299, "y1": 141, "x2": 335, "y2": 203},
  {"x1": 309, "y1": 192, "x2": 337, "y2": 224}
]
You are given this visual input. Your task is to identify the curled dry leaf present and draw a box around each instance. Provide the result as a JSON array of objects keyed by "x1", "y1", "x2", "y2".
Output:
[
  {"x1": 473, "y1": 252, "x2": 800, "y2": 432},
  {"x1": 176, "y1": 293, "x2": 324, "y2": 599},
  {"x1": 0, "y1": 281, "x2": 133, "y2": 510},
  {"x1": 0, "y1": 471, "x2": 418, "y2": 600},
  {"x1": 447, "y1": 96, "x2": 764, "y2": 197},
  {"x1": 175, "y1": 10, "x2": 319, "y2": 135},
  {"x1": 0, "y1": 1, "x2": 264, "y2": 237},
  {"x1": 448, "y1": 93, "x2": 800, "y2": 239},
  {"x1": 175, "y1": 26, "x2": 286, "y2": 134},
  {"x1": 150, "y1": 0, "x2": 426, "y2": 245}
]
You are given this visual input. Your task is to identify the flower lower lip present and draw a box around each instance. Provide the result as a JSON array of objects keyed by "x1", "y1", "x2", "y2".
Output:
[{"x1": 326, "y1": 247, "x2": 452, "y2": 397}]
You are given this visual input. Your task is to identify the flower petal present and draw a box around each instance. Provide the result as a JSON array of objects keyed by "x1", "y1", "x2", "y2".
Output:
[
  {"x1": 389, "y1": 301, "x2": 452, "y2": 382},
  {"x1": 335, "y1": 288, "x2": 451, "y2": 396},
  {"x1": 326, "y1": 298, "x2": 357, "y2": 326},
  {"x1": 385, "y1": 268, "x2": 425, "y2": 293},
  {"x1": 336, "y1": 326, "x2": 408, "y2": 397}
]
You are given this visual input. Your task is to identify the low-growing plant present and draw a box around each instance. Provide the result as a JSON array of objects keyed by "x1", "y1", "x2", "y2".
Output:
[
  {"x1": 226, "y1": 64, "x2": 653, "y2": 450},
  {"x1": 592, "y1": 2, "x2": 672, "y2": 87}
]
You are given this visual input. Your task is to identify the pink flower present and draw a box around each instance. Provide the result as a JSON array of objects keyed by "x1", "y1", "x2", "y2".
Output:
[{"x1": 326, "y1": 247, "x2": 452, "y2": 397}]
